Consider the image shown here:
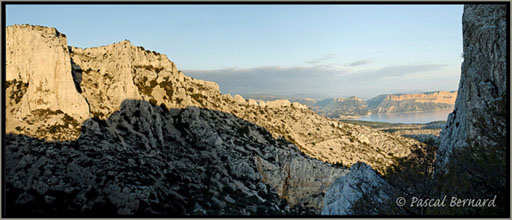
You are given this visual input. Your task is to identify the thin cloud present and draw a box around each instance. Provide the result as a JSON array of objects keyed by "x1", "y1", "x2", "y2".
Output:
[
  {"x1": 306, "y1": 53, "x2": 338, "y2": 65},
  {"x1": 347, "y1": 59, "x2": 372, "y2": 66},
  {"x1": 347, "y1": 64, "x2": 449, "y2": 79}
]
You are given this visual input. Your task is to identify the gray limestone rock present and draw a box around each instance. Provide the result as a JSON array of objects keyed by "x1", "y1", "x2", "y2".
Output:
[
  {"x1": 321, "y1": 162, "x2": 396, "y2": 215},
  {"x1": 436, "y1": 4, "x2": 507, "y2": 171}
]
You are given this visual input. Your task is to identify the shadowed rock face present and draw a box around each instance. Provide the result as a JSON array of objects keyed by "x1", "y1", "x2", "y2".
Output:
[
  {"x1": 436, "y1": 4, "x2": 507, "y2": 170},
  {"x1": 430, "y1": 4, "x2": 508, "y2": 216},
  {"x1": 321, "y1": 162, "x2": 396, "y2": 215},
  {"x1": 5, "y1": 101, "x2": 347, "y2": 216}
]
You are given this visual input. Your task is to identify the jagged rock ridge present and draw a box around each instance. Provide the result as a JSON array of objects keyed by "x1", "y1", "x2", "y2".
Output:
[
  {"x1": 5, "y1": 24, "x2": 429, "y2": 216},
  {"x1": 6, "y1": 25, "x2": 426, "y2": 173}
]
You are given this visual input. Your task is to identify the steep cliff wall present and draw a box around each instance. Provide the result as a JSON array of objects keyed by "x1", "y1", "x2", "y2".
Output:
[
  {"x1": 436, "y1": 4, "x2": 507, "y2": 169},
  {"x1": 431, "y1": 4, "x2": 508, "y2": 215},
  {"x1": 6, "y1": 25, "x2": 90, "y2": 140}
]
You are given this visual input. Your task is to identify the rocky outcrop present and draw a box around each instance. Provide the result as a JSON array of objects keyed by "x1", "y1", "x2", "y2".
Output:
[
  {"x1": 431, "y1": 5, "x2": 507, "y2": 216},
  {"x1": 321, "y1": 162, "x2": 397, "y2": 215},
  {"x1": 6, "y1": 25, "x2": 90, "y2": 140},
  {"x1": 436, "y1": 4, "x2": 507, "y2": 170}
]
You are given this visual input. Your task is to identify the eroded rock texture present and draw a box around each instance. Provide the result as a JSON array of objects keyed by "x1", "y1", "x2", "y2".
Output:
[
  {"x1": 5, "y1": 102, "x2": 346, "y2": 216},
  {"x1": 433, "y1": 4, "x2": 508, "y2": 216},
  {"x1": 321, "y1": 162, "x2": 397, "y2": 215},
  {"x1": 5, "y1": 25, "x2": 89, "y2": 120},
  {"x1": 437, "y1": 4, "x2": 507, "y2": 169}
]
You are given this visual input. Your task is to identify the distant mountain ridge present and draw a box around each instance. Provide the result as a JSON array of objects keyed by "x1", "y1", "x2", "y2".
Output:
[{"x1": 246, "y1": 91, "x2": 457, "y2": 119}]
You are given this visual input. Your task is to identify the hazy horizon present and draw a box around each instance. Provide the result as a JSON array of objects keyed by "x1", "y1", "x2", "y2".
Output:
[
  {"x1": 6, "y1": 4, "x2": 463, "y2": 99},
  {"x1": 238, "y1": 89, "x2": 458, "y2": 101}
]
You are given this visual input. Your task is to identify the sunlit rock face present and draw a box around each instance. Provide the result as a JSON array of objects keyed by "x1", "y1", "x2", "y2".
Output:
[
  {"x1": 436, "y1": 4, "x2": 507, "y2": 170},
  {"x1": 384, "y1": 91, "x2": 457, "y2": 104},
  {"x1": 6, "y1": 25, "x2": 90, "y2": 140}
]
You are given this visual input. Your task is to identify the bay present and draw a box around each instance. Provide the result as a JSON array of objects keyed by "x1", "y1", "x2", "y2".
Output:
[{"x1": 356, "y1": 109, "x2": 453, "y2": 124}]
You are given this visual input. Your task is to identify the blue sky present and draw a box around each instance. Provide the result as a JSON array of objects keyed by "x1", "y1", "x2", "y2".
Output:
[{"x1": 6, "y1": 4, "x2": 463, "y2": 99}]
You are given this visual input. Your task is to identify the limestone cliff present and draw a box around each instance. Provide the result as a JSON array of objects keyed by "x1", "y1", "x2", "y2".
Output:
[
  {"x1": 6, "y1": 25, "x2": 90, "y2": 140},
  {"x1": 385, "y1": 91, "x2": 456, "y2": 104},
  {"x1": 367, "y1": 91, "x2": 456, "y2": 114},
  {"x1": 436, "y1": 4, "x2": 507, "y2": 170},
  {"x1": 432, "y1": 4, "x2": 507, "y2": 215}
]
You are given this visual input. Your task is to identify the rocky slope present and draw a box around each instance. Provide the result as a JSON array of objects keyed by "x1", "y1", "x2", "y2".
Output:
[
  {"x1": 70, "y1": 41, "x2": 423, "y2": 171},
  {"x1": 5, "y1": 103, "x2": 347, "y2": 216},
  {"x1": 320, "y1": 4, "x2": 507, "y2": 216},
  {"x1": 307, "y1": 96, "x2": 369, "y2": 119},
  {"x1": 4, "y1": 24, "x2": 428, "y2": 216}
]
